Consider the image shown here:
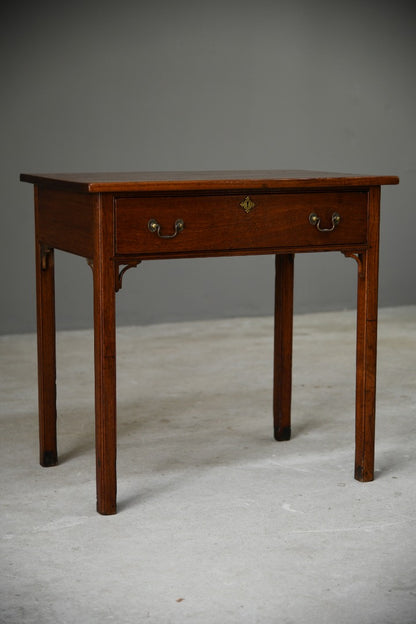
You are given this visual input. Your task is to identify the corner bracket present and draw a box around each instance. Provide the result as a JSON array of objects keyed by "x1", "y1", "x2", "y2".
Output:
[
  {"x1": 342, "y1": 251, "x2": 364, "y2": 278},
  {"x1": 85, "y1": 258, "x2": 141, "y2": 291},
  {"x1": 40, "y1": 246, "x2": 52, "y2": 271},
  {"x1": 115, "y1": 261, "x2": 141, "y2": 292}
]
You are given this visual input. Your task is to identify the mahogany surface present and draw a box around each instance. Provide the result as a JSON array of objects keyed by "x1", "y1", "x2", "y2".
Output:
[
  {"x1": 21, "y1": 170, "x2": 399, "y2": 515},
  {"x1": 20, "y1": 170, "x2": 398, "y2": 192}
]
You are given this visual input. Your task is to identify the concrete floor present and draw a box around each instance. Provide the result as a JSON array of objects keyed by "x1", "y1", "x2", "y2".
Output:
[{"x1": 1, "y1": 307, "x2": 415, "y2": 624}]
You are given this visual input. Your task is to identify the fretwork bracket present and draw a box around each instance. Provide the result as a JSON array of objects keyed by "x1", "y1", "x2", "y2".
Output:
[
  {"x1": 342, "y1": 251, "x2": 364, "y2": 278},
  {"x1": 115, "y1": 261, "x2": 141, "y2": 292},
  {"x1": 40, "y1": 246, "x2": 52, "y2": 271},
  {"x1": 85, "y1": 258, "x2": 141, "y2": 291}
]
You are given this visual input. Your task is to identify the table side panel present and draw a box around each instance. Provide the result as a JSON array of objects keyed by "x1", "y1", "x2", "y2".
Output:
[
  {"x1": 36, "y1": 187, "x2": 95, "y2": 257},
  {"x1": 115, "y1": 191, "x2": 368, "y2": 256}
]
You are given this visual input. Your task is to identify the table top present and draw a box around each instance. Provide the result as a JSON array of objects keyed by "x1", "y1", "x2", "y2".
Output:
[{"x1": 20, "y1": 170, "x2": 399, "y2": 193}]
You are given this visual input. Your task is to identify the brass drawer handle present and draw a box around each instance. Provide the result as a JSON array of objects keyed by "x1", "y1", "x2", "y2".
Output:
[
  {"x1": 148, "y1": 218, "x2": 185, "y2": 239},
  {"x1": 309, "y1": 212, "x2": 341, "y2": 232}
]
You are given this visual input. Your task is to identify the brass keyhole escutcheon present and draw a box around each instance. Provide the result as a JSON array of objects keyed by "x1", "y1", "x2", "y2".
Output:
[{"x1": 240, "y1": 196, "x2": 256, "y2": 214}]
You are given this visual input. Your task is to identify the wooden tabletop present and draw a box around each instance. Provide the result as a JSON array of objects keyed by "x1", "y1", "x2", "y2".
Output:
[{"x1": 20, "y1": 170, "x2": 399, "y2": 193}]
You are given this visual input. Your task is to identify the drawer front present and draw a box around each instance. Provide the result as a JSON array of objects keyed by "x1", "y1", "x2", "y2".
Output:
[{"x1": 115, "y1": 192, "x2": 368, "y2": 256}]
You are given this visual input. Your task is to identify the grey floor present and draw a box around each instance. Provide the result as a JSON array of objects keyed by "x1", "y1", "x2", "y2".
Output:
[{"x1": 1, "y1": 307, "x2": 415, "y2": 624}]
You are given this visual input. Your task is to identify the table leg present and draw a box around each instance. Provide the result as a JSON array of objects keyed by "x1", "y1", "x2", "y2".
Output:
[
  {"x1": 274, "y1": 253, "x2": 294, "y2": 441},
  {"x1": 35, "y1": 242, "x2": 58, "y2": 467},
  {"x1": 93, "y1": 198, "x2": 117, "y2": 515},
  {"x1": 354, "y1": 187, "x2": 381, "y2": 482}
]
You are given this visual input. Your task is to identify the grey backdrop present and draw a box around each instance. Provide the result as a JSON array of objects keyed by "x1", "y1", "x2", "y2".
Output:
[{"x1": 1, "y1": 0, "x2": 415, "y2": 334}]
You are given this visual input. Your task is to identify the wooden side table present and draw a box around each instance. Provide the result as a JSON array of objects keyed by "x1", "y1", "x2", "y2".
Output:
[{"x1": 20, "y1": 170, "x2": 399, "y2": 514}]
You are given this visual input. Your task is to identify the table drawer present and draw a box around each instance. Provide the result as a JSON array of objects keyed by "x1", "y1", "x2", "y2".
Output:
[{"x1": 115, "y1": 191, "x2": 368, "y2": 256}]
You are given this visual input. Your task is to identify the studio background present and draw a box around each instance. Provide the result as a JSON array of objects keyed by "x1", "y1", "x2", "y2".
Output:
[{"x1": 1, "y1": 0, "x2": 415, "y2": 335}]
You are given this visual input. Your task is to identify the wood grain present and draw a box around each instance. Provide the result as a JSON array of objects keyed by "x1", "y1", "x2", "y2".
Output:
[
  {"x1": 274, "y1": 254, "x2": 294, "y2": 442},
  {"x1": 21, "y1": 170, "x2": 399, "y2": 193},
  {"x1": 34, "y1": 187, "x2": 58, "y2": 467},
  {"x1": 354, "y1": 186, "x2": 381, "y2": 482},
  {"x1": 93, "y1": 194, "x2": 117, "y2": 515},
  {"x1": 115, "y1": 191, "x2": 368, "y2": 257},
  {"x1": 36, "y1": 187, "x2": 94, "y2": 257}
]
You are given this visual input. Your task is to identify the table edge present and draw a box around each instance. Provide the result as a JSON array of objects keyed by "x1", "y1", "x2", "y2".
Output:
[{"x1": 20, "y1": 171, "x2": 400, "y2": 193}]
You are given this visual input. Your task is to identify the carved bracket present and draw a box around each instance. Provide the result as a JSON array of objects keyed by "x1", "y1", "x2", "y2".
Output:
[
  {"x1": 40, "y1": 246, "x2": 52, "y2": 271},
  {"x1": 85, "y1": 258, "x2": 141, "y2": 291},
  {"x1": 342, "y1": 252, "x2": 364, "y2": 278},
  {"x1": 115, "y1": 261, "x2": 141, "y2": 292}
]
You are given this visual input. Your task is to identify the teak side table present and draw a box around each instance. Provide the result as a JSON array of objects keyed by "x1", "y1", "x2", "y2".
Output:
[{"x1": 20, "y1": 170, "x2": 399, "y2": 515}]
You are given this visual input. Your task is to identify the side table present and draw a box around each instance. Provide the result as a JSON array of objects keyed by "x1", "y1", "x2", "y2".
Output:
[{"x1": 20, "y1": 170, "x2": 399, "y2": 514}]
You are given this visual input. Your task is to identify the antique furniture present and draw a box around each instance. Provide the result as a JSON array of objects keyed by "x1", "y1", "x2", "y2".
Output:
[{"x1": 20, "y1": 170, "x2": 399, "y2": 514}]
